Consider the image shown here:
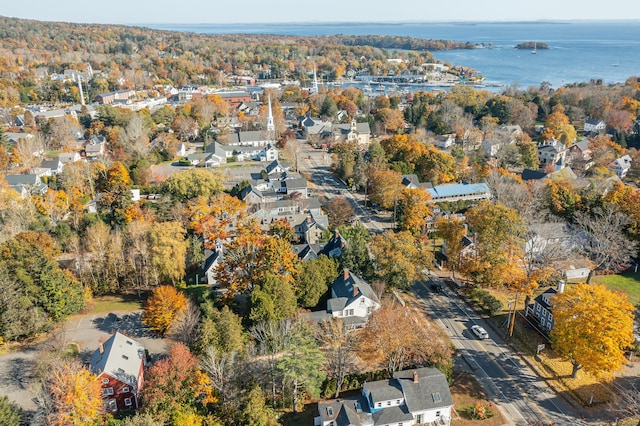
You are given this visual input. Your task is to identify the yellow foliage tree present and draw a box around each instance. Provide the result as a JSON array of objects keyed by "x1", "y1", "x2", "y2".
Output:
[
  {"x1": 551, "y1": 283, "x2": 635, "y2": 379},
  {"x1": 396, "y1": 188, "x2": 433, "y2": 235},
  {"x1": 45, "y1": 359, "x2": 103, "y2": 426},
  {"x1": 142, "y1": 285, "x2": 187, "y2": 335},
  {"x1": 368, "y1": 169, "x2": 403, "y2": 210},
  {"x1": 542, "y1": 107, "x2": 577, "y2": 145},
  {"x1": 148, "y1": 221, "x2": 188, "y2": 285}
]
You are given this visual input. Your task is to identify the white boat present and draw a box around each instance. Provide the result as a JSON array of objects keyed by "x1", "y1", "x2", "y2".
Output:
[{"x1": 531, "y1": 41, "x2": 537, "y2": 54}]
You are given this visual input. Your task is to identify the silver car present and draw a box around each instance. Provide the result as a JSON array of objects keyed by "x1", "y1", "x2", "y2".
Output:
[{"x1": 471, "y1": 325, "x2": 489, "y2": 339}]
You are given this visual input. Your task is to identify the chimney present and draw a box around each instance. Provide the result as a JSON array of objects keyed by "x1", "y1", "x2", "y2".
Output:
[
  {"x1": 557, "y1": 280, "x2": 565, "y2": 293},
  {"x1": 343, "y1": 269, "x2": 349, "y2": 280},
  {"x1": 352, "y1": 284, "x2": 359, "y2": 297},
  {"x1": 413, "y1": 371, "x2": 418, "y2": 384},
  {"x1": 99, "y1": 343, "x2": 104, "y2": 354}
]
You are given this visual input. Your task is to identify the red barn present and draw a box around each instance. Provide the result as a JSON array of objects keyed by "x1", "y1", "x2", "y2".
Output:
[{"x1": 90, "y1": 332, "x2": 146, "y2": 413}]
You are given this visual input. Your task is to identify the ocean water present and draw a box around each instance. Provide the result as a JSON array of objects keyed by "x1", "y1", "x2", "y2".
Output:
[{"x1": 146, "y1": 21, "x2": 640, "y2": 89}]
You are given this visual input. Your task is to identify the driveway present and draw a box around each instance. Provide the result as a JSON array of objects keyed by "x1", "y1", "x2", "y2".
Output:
[{"x1": 0, "y1": 310, "x2": 168, "y2": 416}]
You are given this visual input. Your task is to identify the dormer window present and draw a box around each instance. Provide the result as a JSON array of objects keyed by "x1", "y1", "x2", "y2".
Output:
[
  {"x1": 432, "y1": 392, "x2": 442, "y2": 403},
  {"x1": 326, "y1": 407, "x2": 333, "y2": 416}
]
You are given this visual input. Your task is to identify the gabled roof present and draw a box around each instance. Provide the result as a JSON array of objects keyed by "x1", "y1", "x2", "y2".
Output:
[
  {"x1": 585, "y1": 118, "x2": 604, "y2": 126},
  {"x1": 89, "y1": 332, "x2": 145, "y2": 388},
  {"x1": 6, "y1": 174, "x2": 39, "y2": 185},
  {"x1": 394, "y1": 367, "x2": 454, "y2": 412},
  {"x1": 534, "y1": 288, "x2": 558, "y2": 310},
  {"x1": 40, "y1": 158, "x2": 62, "y2": 170},
  {"x1": 331, "y1": 269, "x2": 380, "y2": 306},
  {"x1": 521, "y1": 169, "x2": 548, "y2": 181},
  {"x1": 321, "y1": 231, "x2": 347, "y2": 257},
  {"x1": 401, "y1": 174, "x2": 420, "y2": 187},
  {"x1": 363, "y1": 378, "x2": 404, "y2": 403}
]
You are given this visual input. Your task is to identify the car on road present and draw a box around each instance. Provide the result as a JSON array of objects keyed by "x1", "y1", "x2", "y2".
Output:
[
  {"x1": 471, "y1": 325, "x2": 489, "y2": 339},
  {"x1": 430, "y1": 280, "x2": 443, "y2": 293}
]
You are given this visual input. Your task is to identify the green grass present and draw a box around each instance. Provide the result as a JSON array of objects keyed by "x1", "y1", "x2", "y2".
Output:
[
  {"x1": 182, "y1": 284, "x2": 212, "y2": 301},
  {"x1": 594, "y1": 272, "x2": 640, "y2": 306},
  {"x1": 87, "y1": 294, "x2": 145, "y2": 314}
]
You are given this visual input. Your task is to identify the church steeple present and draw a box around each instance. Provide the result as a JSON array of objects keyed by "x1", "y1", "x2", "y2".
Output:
[
  {"x1": 266, "y1": 95, "x2": 275, "y2": 136},
  {"x1": 312, "y1": 64, "x2": 319, "y2": 95}
]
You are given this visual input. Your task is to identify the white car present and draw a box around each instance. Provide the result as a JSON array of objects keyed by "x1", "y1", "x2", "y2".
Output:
[{"x1": 471, "y1": 325, "x2": 489, "y2": 339}]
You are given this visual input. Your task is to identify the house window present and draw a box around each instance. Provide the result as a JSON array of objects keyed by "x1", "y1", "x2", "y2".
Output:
[
  {"x1": 327, "y1": 407, "x2": 333, "y2": 416},
  {"x1": 376, "y1": 402, "x2": 381, "y2": 408},
  {"x1": 122, "y1": 355, "x2": 129, "y2": 360},
  {"x1": 436, "y1": 411, "x2": 441, "y2": 417},
  {"x1": 347, "y1": 309, "x2": 354, "y2": 316},
  {"x1": 102, "y1": 378, "x2": 109, "y2": 384},
  {"x1": 432, "y1": 392, "x2": 442, "y2": 403},
  {"x1": 105, "y1": 399, "x2": 117, "y2": 412},
  {"x1": 121, "y1": 387, "x2": 130, "y2": 393},
  {"x1": 126, "y1": 340, "x2": 133, "y2": 345},
  {"x1": 396, "y1": 400, "x2": 400, "y2": 405},
  {"x1": 103, "y1": 387, "x2": 114, "y2": 396},
  {"x1": 124, "y1": 398, "x2": 132, "y2": 406},
  {"x1": 416, "y1": 414, "x2": 423, "y2": 423},
  {"x1": 541, "y1": 318, "x2": 546, "y2": 327}
]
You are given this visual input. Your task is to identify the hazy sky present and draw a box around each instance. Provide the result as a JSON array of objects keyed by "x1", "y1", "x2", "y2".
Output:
[{"x1": 2, "y1": 0, "x2": 640, "y2": 24}]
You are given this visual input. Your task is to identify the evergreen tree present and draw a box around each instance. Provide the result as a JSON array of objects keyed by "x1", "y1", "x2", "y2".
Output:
[
  {"x1": 240, "y1": 384, "x2": 279, "y2": 426},
  {"x1": 0, "y1": 396, "x2": 21, "y2": 426},
  {"x1": 276, "y1": 321, "x2": 326, "y2": 413},
  {"x1": 250, "y1": 272, "x2": 297, "y2": 323}
]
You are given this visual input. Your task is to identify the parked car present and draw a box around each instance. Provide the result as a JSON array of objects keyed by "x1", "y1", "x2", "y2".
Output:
[{"x1": 471, "y1": 325, "x2": 489, "y2": 339}]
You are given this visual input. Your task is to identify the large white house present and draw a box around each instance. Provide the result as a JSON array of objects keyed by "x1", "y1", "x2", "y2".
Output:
[
  {"x1": 315, "y1": 367, "x2": 454, "y2": 426},
  {"x1": 327, "y1": 269, "x2": 381, "y2": 329}
]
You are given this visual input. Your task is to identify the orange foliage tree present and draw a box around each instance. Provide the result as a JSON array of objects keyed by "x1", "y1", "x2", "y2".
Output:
[
  {"x1": 143, "y1": 343, "x2": 216, "y2": 422},
  {"x1": 142, "y1": 285, "x2": 187, "y2": 335},
  {"x1": 357, "y1": 302, "x2": 452, "y2": 373}
]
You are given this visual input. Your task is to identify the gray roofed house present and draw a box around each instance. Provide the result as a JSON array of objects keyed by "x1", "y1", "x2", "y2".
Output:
[
  {"x1": 90, "y1": 332, "x2": 145, "y2": 412},
  {"x1": 6, "y1": 174, "x2": 48, "y2": 196},
  {"x1": 39, "y1": 157, "x2": 64, "y2": 176},
  {"x1": 225, "y1": 130, "x2": 273, "y2": 147},
  {"x1": 266, "y1": 159, "x2": 290, "y2": 175},
  {"x1": 328, "y1": 269, "x2": 380, "y2": 329},
  {"x1": 317, "y1": 367, "x2": 453, "y2": 426},
  {"x1": 331, "y1": 120, "x2": 371, "y2": 145}
]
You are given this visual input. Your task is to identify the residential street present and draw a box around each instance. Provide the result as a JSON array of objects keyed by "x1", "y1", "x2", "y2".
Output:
[
  {"x1": 297, "y1": 140, "x2": 390, "y2": 233},
  {"x1": 412, "y1": 276, "x2": 591, "y2": 426}
]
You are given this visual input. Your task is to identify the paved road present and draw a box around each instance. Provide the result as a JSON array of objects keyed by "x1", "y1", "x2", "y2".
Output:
[
  {"x1": 297, "y1": 140, "x2": 390, "y2": 233},
  {"x1": 412, "y1": 276, "x2": 587, "y2": 426}
]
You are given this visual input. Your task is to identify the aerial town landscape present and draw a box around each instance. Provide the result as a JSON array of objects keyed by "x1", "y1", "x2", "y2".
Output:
[{"x1": 1, "y1": 6, "x2": 640, "y2": 426}]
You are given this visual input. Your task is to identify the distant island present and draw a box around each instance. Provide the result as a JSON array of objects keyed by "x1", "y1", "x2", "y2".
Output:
[{"x1": 515, "y1": 41, "x2": 549, "y2": 50}]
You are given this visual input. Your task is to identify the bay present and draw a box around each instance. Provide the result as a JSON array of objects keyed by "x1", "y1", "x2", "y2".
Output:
[{"x1": 146, "y1": 21, "x2": 640, "y2": 89}]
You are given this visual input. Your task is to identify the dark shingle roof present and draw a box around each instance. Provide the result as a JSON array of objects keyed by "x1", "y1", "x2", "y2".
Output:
[
  {"x1": 394, "y1": 367, "x2": 454, "y2": 412},
  {"x1": 331, "y1": 270, "x2": 380, "y2": 306},
  {"x1": 363, "y1": 379, "x2": 404, "y2": 404}
]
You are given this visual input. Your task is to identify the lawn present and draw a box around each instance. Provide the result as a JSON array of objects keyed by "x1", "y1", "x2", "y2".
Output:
[
  {"x1": 593, "y1": 272, "x2": 640, "y2": 306},
  {"x1": 450, "y1": 371, "x2": 506, "y2": 425},
  {"x1": 84, "y1": 293, "x2": 145, "y2": 314}
]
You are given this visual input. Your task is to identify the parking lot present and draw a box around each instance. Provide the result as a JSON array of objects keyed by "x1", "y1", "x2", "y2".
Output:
[{"x1": 0, "y1": 311, "x2": 168, "y2": 415}]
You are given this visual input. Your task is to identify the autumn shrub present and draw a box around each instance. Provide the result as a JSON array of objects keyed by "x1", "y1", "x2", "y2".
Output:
[{"x1": 461, "y1": 402, "x2": 494, "y2": 420}]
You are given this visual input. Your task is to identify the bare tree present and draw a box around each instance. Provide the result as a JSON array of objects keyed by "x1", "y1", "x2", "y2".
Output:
[
  {"x1": 249, "y1": 319, "x2": 294, "y2": 405},
  {"x1": 574, "y1": 206, "x2": 636, "y2": 282},
  {"x1": 121, "y1": 113, "x2": 150, "y2": 159},
  {"x1": 170, "y1": 299, "x2": 201, "y2": 348},
  {"x1": 317, "y1": 318, "x2": 357, "y2": 397},
  {"x1": 15, "y1": 133, "x2": 45, "y2": 172}
]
